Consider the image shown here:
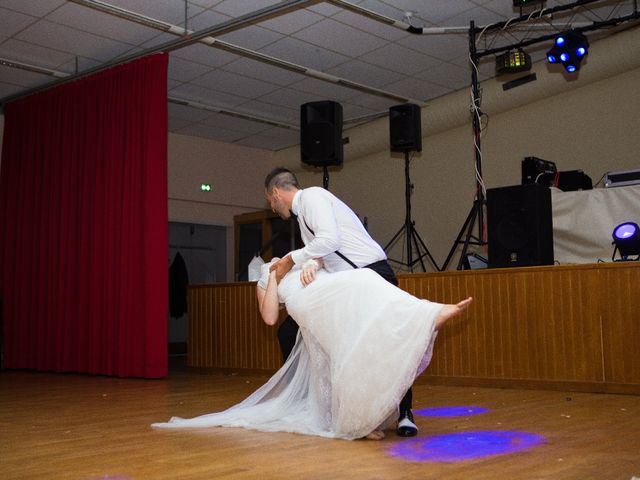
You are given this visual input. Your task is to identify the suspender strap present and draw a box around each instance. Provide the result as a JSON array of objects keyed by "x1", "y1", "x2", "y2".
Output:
[{"x1": 302, "y1": 218, "x2": 358, "y2": 269}]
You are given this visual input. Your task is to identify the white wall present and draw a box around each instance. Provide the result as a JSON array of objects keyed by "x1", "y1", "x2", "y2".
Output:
[
  {"x1": 168, "y1": 132, "x2": 280, "y2": 279},
  {"x1": 272, "y1": 26, "x2": 640, "y2": 271}
]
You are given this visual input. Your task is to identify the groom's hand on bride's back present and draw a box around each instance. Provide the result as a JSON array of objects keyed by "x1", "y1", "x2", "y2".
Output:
[
  {"x1": 270, "y1": 255, "x2": 294, "y2": 283},
  {"x1": 300, "y1": 259, "x2": 321, "y2": 287}
]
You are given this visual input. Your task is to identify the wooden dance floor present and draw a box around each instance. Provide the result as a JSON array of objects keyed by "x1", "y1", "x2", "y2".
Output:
[{"x1": 2, "y1": 358, "x2": 639, "y2": 480}]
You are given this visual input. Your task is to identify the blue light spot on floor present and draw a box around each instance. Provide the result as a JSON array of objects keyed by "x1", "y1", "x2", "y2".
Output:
[
  {"x1": 387, "y1": 430, "x2": 545, "y2": 462},
  {"x1": 415, "y1": 406, "x2": 490, "y2": 417}
]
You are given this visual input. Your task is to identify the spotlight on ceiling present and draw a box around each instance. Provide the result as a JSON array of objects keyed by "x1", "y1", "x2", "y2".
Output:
[
  {"x1": 546, "y1": 31, "x2": 589, "y2": 73},
  {"x1": 496, "y1": 49, "x2": 532, "y2": 75},
  {"x1": 612, "y1": 222, "x2": 640, "y2": 261}
]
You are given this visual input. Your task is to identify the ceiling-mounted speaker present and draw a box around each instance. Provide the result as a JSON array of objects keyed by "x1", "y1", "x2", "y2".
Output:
[
  {"x1": 389, "y1": 103, "x2": 422, "y2": 152},
  {"x1": 300, "y1": 101, "x2": 343, "y2": 167}
]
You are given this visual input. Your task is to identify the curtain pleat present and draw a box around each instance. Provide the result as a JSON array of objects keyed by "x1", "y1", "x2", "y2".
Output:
[{"x1": 0, "y1": 53, "x2": 169, "y2": 378}]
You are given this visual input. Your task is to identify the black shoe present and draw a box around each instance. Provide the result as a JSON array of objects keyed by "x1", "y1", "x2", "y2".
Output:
[{"x1": 396, "y1": 410, "x2": 418, "y2": 437}]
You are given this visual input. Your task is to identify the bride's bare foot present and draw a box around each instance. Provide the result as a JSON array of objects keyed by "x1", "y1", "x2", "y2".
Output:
[
  {"x1": 365, "y1": 430, "x2": 385, "y2": 440},
  {"x1": 435, "y1": 297, "x2": 473, "y2": 331}
]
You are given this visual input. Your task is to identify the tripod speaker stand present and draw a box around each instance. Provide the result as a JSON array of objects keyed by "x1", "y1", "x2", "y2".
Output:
[{"x1": 384, "y1": 151, "x2": 440, "y2": 272}]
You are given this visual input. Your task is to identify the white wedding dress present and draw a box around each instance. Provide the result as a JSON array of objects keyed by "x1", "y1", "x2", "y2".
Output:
[{"x1": 152, "y1": 263, "x2": 443, "y2": 440}]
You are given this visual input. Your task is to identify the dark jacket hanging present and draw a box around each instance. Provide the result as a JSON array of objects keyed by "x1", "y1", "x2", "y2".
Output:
[{"x1": 169, "y1": 252, "x2": 189, "y2": 318}]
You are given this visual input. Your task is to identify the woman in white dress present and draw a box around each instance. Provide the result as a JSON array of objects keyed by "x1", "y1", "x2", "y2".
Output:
[{"x1": 152, "y1": 259, "x2": 472, "y2": 440}]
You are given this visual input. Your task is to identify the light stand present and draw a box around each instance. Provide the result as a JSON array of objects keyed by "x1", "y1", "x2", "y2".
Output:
[
  {"x1": 384, "y1": 150, "x2": 440, "y2": 272},
  {"x1": 322, "y1": 165, "x2": 329, "y2": 190},
  {"x1": 441, "y1": 20, "x2": 487, "y2": 271}
]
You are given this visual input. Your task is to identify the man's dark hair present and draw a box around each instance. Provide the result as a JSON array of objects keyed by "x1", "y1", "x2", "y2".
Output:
[{"x1": 264, "y1": 167, "x2": 301, "y2": 192}]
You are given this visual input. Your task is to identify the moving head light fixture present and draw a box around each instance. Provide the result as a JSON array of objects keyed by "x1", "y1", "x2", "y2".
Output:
[
  {"x1": 546, "y1": 30, "x2": 589, "y2": 73},
  {"x1": 495, "y1": 49, "x2": 532, "y2": 75}
]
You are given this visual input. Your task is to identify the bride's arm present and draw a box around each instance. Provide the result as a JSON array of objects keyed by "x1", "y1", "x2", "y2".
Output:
[{"x1": 256, "y1": 270, "x2": 280, "y2": 326}]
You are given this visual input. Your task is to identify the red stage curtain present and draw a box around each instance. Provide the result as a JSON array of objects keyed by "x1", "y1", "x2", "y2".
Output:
[{"x1": 0, "y1": 54, "x2": 168, "y2": 378}]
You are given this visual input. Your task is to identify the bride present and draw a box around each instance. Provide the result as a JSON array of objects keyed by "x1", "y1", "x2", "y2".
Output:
[{"x1": 152, "y1": 259, "x2": 472, "y2": 440}]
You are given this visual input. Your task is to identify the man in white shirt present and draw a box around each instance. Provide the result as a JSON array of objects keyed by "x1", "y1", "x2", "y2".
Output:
[{"x1": 264, "y1": 167, "x2": 418, "y2": 437}]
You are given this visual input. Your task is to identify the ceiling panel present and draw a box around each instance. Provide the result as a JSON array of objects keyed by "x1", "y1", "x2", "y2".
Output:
[
  {"x1": 330, "y1": 10, "x2": 409, "y2": 41},
  {"x1": 0, "y1": 38, "x2": 75, "y2": 70},
  {"x1": 187, "y1": 8, "x2": 232, "y2": 32},
  {"x1": 326, "y1": 59, "x2": 404, "y2": 87},
  {"x1": 168, "y1": 56, "x2": 215, "y2": 83},
  {"x1": 383, "y1": 76, "x2": 450, "y2": 102},
  {"x1": 221, "y1": 57, "x2": 307, "y2": 86},
  {"x1": 104, "y1": 0, "x2": 204, "y2": 25},
  {"x1": 0, "y1": 0, "x2": 65, "y2": 17},
  {"x1": 45, "y1": 2, "x2": 161, "y2": 45},
  {"x1": 259, "y1": 35, "x2": 351, "y2": 71},
  {"x1": 359, "y1": 43, "x2": 441, "y2": 75},
  {"x1": 169, "y1": 82, "x2": 248, "y2": 107},
  {"x1": 0, "y1": 64, "x2": 50, "y2": 88},
  {"x1": 259, "y1": 7, "x2": 324, "y2": 35},
  {"x1": 218, "y1": 24, "x2": 284, "y2": 50},
  {"x1": 171, "y1": 42, "x2": 240, "y2": 68},
  {"x1": 235, "y1": 100, "x2": 299, "y2": 123},
  {"x1": 15, "y1": 20, "x2": 133, "y2": 62},
  {"x1": 288, "y1": 77, "x2": 364, "y2": 101},
  {"x1": 0, "y1": 7, "x2": 40, "y2": 37},
  {"x1": 168, "y1": 102, "x2": 213, "y2": 123},
  {"x1": 398, "y1": 33, "x2": 469, "y2": 63},
  {"x1": 292, "y1": 18, "x2": 389, "y2": 56},
  {"x1": 213, "y1": 0, "x2": 282, "y2": 18},
  {"x1": 201, "y1": 113, "x2": 271, "y2": 134},
  {"x1": 191, "y1": 68, "x2": 282, "y2": 98},
  {"x1": 258, "y1": 86, "x2": 327, "y2": 110},
  {"x1": 0, "y1": 0, "x2": 636, "y2": 151}
]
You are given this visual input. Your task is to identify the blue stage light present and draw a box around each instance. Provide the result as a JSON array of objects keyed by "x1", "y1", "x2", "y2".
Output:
[
  {"x1": 415, "y1": 406, "x2": 490, "y2": 417},
  {"x1": 614, "y1": 222, "x2": 639, "y2": 240},
  {"x1": 387, "y1": 430, "x2": 545, "y2": 462},
  {"x1": 546, "y1": 31, "x2": 589, "y2": 73},
  {"x1": 612, "y1": 222, "x2": 640, "y2": 259}
]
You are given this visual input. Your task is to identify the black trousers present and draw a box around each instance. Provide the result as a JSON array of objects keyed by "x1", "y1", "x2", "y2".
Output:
[{"x1": 276, "y1": 259, "x2": 413, "y2": 415}]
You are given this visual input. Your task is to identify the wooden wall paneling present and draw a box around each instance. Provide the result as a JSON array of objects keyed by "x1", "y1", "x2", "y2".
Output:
[
  {"x1": 189, "y1": 263, "x2": 640, "y2": 393},
  {"x1": 188, "y1": 283, "x2": 283, "y2": 372},
  {"x1": 600, "y1": 265, "x2": 640, "y2": 385}
]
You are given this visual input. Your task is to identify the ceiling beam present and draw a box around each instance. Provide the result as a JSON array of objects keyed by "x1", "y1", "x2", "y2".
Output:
[
  {"x1": 68, "y1": 0, "x2": 420, "y2": 104},
  {"x1": 0, "y1": 55, "x2": 300, "y2": 130},
  {"x1": 0, "y1": 0, "x2": 318, "y2": 106},
  {"x1": 326, "y1": 0, "x2": 595, "y2": 34}
]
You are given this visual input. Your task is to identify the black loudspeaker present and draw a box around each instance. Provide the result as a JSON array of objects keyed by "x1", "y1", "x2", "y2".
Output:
[
  {"x1": 487, "y1": 183, "x2": 554, "y2": 268},
  {"x1": 300, "y1": 101, "x2": 343, "y2": 166},
  {"x1": 389, "y1": 103, "x2": 422, "y2": 152},
  {"x1": 521, "y1": 156, "x2": 556, "y2": 185}
]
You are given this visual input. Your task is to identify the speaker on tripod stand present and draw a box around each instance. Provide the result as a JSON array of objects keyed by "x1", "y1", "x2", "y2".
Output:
[
  {"x1": 384, "y1": 104, "x2": 440, "y2": 272},
  {"x1": 300, "y1": 101, "x2": 343, "y2": 189}
]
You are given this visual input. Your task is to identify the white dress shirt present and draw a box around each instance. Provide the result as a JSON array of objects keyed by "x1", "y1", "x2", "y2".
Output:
[{"x1": 289, "y1": 187, "x2": 386, "y2": 272}]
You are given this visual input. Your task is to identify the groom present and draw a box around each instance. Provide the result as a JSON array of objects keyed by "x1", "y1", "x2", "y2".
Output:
[{"x1": 264, "y1": 167, "x2": 418, "y2": 437}]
